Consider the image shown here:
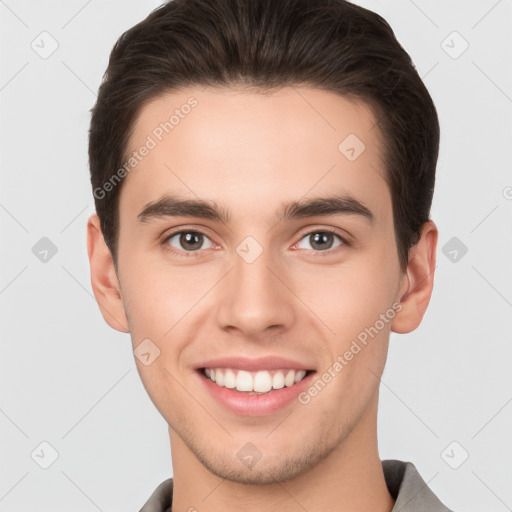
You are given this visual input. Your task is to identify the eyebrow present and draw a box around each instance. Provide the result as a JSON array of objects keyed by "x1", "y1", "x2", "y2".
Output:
[{"x1": 137, "y1": 193, "x2": 375, "y2": 226}]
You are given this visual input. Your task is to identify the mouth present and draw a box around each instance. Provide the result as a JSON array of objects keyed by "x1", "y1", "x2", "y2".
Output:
[
  {"x1": 199, "y1": 367, "x2": 314, "y2": 394},
  {"x1": 194, "y1": 356, "x2": 317, "y2": 416}
]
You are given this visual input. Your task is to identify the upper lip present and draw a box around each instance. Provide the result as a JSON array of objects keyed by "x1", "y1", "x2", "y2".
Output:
[{"x1": 196, "y1": 356, "x2": 314, "y2": 372}]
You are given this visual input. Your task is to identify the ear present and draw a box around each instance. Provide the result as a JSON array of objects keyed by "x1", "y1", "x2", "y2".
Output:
[
  {"x1": 86, "y1": 213, "x2": 130, "y2": 333},
  {"x1": 391, "y1": 220, "x2": 438, "y2": 334}
]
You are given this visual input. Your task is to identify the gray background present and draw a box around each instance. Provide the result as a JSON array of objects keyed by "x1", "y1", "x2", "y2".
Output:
[{"x1": 1, "y1": 0, "x2": 511, "y2": 510}]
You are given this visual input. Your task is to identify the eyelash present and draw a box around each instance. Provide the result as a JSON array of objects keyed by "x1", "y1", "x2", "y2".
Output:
[{"x1": 160, "y1": 228, "x2": 350, "y2": 258}]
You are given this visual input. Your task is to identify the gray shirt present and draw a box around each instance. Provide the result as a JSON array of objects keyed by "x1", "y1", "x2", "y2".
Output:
[{"x1": 139, "y1": 459, "x2": 454, "y2": 512}]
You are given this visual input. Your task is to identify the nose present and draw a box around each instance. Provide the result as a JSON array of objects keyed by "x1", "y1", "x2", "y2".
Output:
[{"x1": 215, "y1": 241, "x2": 296, "y2": 339}]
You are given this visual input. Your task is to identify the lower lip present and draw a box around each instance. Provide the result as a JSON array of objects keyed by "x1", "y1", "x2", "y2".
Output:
[{"x1": 197, "y1": 370, "x2": 315, "y2": 417}]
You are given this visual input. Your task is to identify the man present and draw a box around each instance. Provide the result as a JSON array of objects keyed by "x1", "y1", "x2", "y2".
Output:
[{"x1": 86, "y1": 0, "x2": 453, "y2": 510}]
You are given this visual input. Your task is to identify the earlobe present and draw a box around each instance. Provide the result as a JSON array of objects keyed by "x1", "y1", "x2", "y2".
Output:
[
  {"x1": 391, "y1": 220, "x2": 438, "y2": 334},
  {"x1": 86, "y1": 213, "x2": 130, "y2": 333}
]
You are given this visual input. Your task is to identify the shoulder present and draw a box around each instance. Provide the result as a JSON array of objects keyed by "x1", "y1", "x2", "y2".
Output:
[
  {"x1": 138, "y1": 478, "x2": 173, "y2": 512},
  {"x1": 382, "y1": 459, "x2": 455, "y2": 512}
]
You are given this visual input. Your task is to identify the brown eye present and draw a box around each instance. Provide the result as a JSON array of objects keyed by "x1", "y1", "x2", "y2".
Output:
[
  {"x1": 165, "y1": 231, "x2": 213, "y2": 252},
  {"x1": 295, "y1": 230, "x2": 346, "y2": 252}
]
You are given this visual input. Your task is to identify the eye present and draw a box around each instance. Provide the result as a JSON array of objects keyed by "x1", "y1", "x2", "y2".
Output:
[
  {"x1": 163, "y1": 230, "x2": 215, "y2": 255},
  {"x1": 161, "y1": 228, "x2": 349, "y2": 258},
  {"x1": 293, "y1": 229, "x2": 348, "y2": 253}
]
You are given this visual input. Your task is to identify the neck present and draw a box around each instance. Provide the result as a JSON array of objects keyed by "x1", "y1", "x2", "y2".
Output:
[{"x1": 168, "y1": 392, "x2": 395, "y2": 512}]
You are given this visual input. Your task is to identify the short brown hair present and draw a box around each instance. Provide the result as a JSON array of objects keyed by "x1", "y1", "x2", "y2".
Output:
[{"x1": 89, "y1": 0, "x2": 439, "y2": 271}]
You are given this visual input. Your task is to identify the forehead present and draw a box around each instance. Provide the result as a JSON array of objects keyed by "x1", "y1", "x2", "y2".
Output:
[{"x1": 120, "y1": 85, "x2": 390, "y2": 225}]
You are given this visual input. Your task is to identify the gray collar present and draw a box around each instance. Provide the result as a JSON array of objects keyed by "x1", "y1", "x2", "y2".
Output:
[
  {"x1": 139, "y1": 459, "x2": 454, "y2": 512},
  {"x1": 383, "y1": 460, "x2": 453, "y2": 512}
]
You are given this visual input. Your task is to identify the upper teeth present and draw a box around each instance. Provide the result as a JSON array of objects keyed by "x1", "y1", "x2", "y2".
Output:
[{"x1": 204, "y1": 368, "x2": 307, "y2": 393}]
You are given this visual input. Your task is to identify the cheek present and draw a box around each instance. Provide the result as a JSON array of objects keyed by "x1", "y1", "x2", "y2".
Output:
[
  {"x1": 300, "y1": 252, "x2": 398, "y2": 386},
  {"x1": 134, "y1": 357, "x2": 185, "y2": 427},
  {"x1": 297, "y1": 253, "x2": 399, "y2": 336},
  {"x1": 118, "y1": 251, "x2": 206, "y2": 334}
]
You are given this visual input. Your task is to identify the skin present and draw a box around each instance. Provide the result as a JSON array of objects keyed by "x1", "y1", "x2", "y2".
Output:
[{"x1": 87, "y1": 85, "x2": 437, "y2": 512}]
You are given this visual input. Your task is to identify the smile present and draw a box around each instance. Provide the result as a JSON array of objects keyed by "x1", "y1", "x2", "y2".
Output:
[{"x1": 202, "y1": 368, "x2": 309, "y2": 394}]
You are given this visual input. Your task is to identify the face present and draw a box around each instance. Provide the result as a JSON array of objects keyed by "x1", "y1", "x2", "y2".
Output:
[{"x1": 111, "y1": 86, "x2": 409, "y2": 484}]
